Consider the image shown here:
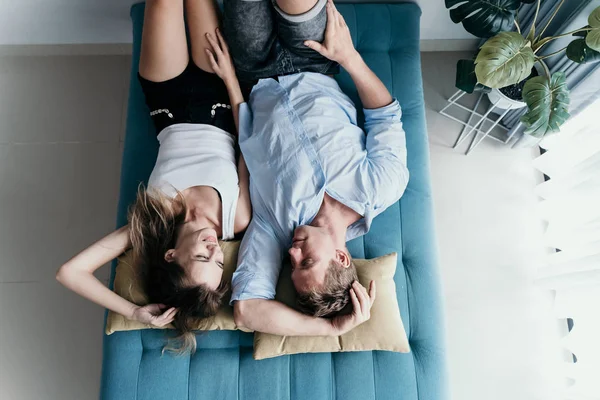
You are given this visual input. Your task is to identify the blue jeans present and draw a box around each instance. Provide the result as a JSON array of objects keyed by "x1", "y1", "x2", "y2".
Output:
[{"x1": 223, "y1": 0, "x2": 339, "y2": 81}]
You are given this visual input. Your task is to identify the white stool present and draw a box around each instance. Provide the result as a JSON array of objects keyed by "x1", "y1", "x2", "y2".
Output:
[{"x1": 439, "y1": 90, "x2": 523, "y2": 155}]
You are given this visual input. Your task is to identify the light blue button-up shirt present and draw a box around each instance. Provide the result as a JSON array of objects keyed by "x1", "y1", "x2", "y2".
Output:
[{"x1": 231, "y1": 72, "x2": 409, "y2": 303}]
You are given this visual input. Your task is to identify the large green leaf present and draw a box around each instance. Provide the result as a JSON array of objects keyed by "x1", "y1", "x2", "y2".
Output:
[
  {"x1": 445, "y1": 0, "x2": 521, "y2": 38},
  {"x1": 475, "y1": 32, "x2": 535, "y2": 88},
  {"x1": 567, "y1": 39, "x2": 600, "y2": 64},
  {"x1": 521, "y1": 72, "x2": 571, "y2": 138},
  {"x1": 586, "y1": 6, "x2": 600, "y2": 52},
  {"x1": 456, "y1": 59, "x2": 492, "y2": 93}
]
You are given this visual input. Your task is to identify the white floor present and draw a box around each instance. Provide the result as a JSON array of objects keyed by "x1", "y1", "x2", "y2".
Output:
[
  {"x1": 0, "y1": 53, "x2": 565, "y2": 400},
  {"x1": 422, "y1": 52, "x2": 566, "y2": 400},
  {"x1": 0, "y1": 55, "x2": 129, "y2": 400}
]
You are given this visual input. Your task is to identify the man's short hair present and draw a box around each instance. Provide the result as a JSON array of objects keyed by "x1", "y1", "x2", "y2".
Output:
[{"x1": 296, "y1": 258, "x2": 358, "y2": 318}]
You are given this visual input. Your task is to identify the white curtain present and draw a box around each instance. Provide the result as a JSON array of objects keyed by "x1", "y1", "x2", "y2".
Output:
[{"x1": 534, "y1": 99, "x2": 600, "y2": 400}]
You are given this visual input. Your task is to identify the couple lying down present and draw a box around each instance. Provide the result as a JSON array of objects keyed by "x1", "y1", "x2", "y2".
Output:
[{"x1": 57, "y1": 0, "x2": 408, "y2": 352}]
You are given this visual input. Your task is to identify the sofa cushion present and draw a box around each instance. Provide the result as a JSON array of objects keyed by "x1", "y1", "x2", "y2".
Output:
[{"x1": 253, "y1": 253, "x2": 410, "y2": 360}]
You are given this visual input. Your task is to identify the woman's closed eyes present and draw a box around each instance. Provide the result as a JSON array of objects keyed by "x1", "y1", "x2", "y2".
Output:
[{"x1": 195, "y1": 254, "x2": 224, "y2": 269}]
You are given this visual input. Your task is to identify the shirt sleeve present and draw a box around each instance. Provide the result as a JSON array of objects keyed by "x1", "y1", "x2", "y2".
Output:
[
  {"x1": 363, "y1": 99, "x2": 410, "y2": 209},
  {"x1": 239, "y1": 102, "x2": 253, "y2": 143},
  {"x1": 230, "y1": 214, "x2": 284, "y2": 304}
]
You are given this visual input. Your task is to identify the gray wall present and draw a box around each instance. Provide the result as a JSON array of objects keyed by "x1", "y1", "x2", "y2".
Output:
[{"x1": 0, "y1": 0, "x2": 476, "y2": 50}]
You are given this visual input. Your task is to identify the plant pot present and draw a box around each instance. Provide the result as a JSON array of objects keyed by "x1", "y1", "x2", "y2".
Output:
[
  {"x1": 487, "y1": 63, "x2": 546, "y2": 112},
  {"x1": 487, "y1": 87, "x2": 526, "y2": 111}
]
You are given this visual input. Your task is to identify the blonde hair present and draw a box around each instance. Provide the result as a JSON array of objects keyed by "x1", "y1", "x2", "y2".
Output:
[{"x1": 128, "y1": 184, "x2": 227, "y2": 354}]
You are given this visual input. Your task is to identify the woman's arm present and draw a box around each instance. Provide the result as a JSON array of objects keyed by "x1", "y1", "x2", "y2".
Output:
[
  {"x1": 234, "y1": 153, "x2": 252, "y2": 232},
  {"x1": 56, "y1": 226, "x2": 177, "y2": 326},
  {"x1": 56, "y1": 227, "x2": 137, "y2": 318},
  {"x1": 225, "y1": 75, "x2": 244, "y2": 135},
  {"x1": 221, "y1": 50, "x2": 252, "y2": 232},
  {"x1": 206, "y1": 29, "x2": 252, "y2": 232},
  {"x1": 205, "y1": 28, "x2": 244, "y2": 130},
  {"x1": 229, "y1": 80, "x2": 252, "y2": 232}
]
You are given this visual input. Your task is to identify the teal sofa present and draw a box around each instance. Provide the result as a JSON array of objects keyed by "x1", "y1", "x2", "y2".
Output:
[{"x1": 101, "y1": 2, "x2": 448, "y2": 399}]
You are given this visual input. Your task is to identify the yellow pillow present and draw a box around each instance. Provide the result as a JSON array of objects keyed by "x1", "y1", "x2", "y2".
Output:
[
  {"x1": 105, "y1": 240, "x2": 242, "y2": 335},
  {"x1": 253, "y1": 253, "x2": 410, "y2": 360}
]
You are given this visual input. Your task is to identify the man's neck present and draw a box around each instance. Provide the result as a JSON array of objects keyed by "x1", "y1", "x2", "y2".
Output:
[{"x1": 310, "y1": 194, "x2": 362, "y2": 247}]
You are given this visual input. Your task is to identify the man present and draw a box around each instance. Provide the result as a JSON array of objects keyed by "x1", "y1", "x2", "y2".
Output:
[{"x1": 224, "y1": 0, "x2": 409, "y2": 336}]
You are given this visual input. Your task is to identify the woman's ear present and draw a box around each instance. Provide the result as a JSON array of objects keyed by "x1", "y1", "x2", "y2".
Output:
[
  {"x1": 164, "y1": 249, "x2": 176, "y2": 263},
  {"x1": 335, "y1": 249, "x2": 351, "y2": 268}
]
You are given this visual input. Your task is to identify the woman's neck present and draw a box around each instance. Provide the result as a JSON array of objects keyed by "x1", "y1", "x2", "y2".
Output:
[{"x1": 181, "y1": 186, "x2": 223, "y2": 233}]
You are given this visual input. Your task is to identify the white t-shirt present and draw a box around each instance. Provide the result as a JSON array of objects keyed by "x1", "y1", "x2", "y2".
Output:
[{"x1": 148, "y1": 123, "x2": 239, "y2": 240}]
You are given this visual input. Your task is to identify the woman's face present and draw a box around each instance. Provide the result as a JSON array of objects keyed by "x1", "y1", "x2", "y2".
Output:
[{"x1": 165, "y1": 225, "x2": 224, "y2": 290}]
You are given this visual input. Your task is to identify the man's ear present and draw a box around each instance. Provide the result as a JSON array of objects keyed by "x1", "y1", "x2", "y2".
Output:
[
  {"x1": 164, "y1": 249, "x2": 176, "y2": 263},
  {"x1": 335, "y1": 249, "x2": 351, "y2": 268}
]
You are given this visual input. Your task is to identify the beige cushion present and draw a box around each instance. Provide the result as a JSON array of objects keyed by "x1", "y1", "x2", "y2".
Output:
[
  {"x1": 253, "y1": 253, "x2": 410, "y2": 360},
  {"x1": 105, "y1": 240, "x2": 242, "y2": 335}
]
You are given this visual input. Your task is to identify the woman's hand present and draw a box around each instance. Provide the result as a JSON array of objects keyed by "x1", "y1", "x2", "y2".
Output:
[
  {"x1": 206, "y1": 27, "x2": 245, "y2": 137},
  {"x1": 330, "y1": 280, "x2": 376, "y2": 335},
  {"x1": 131, "y1": 304, "x2": 178, "y2": 327},
  {"x1": 304, "y1": 0, "x2": 361, "y2": 69},
  {"x1": 205, "y1": 28, "x2": 238, "y2": 86}
]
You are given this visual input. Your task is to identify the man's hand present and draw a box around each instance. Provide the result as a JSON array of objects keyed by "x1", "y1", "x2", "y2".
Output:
[
  {"x1": 307, "y1": 0, "x2": 392, "y2": 109},
  {"x1": 205, "y1": 28, "x2": 238, "y2": 86},
  {"x1": 304, "y1": 0, "x2": 361, "y2": 69},
  {"x1": 131, "y1": 304, "x2": 178, "y2": 327},
  {"x1": 330, "y1": 280, "x2": 377, "y2": 335}
]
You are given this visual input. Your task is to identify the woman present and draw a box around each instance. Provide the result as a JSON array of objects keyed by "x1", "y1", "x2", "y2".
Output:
[{"x1": 56, "y1": 0, "x2": 250, "y2": 352}]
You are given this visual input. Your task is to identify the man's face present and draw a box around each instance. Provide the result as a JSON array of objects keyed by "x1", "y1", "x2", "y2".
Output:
[{"x1": 288, "y1": 225, "x2": 336, "y2": 293}]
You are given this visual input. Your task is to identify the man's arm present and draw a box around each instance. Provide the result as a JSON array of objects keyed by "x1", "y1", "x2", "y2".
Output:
[
  {"x1": 235, "y1": 281, "x2": 376, "y2": 336},
  {"x1": 232, "y1": 216, "x2": 376, "y2": 336},
  {"x1": 304, "y1": 0, "x2": 392, "y2": 109},
  {"x1": 234, "y1": 299, "x2": 335, "y2": 336},
  {"x1": 305, "y1": 1, "x2": 408, "y2": 206},
  {"x1": 344, "y1": 55, "x2": 392, "y2": 109}
]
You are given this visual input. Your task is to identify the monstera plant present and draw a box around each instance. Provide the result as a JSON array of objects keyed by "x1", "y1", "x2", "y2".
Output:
[{"x1": 445, "y1": 0, "x2": 600, "y2": 138}]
